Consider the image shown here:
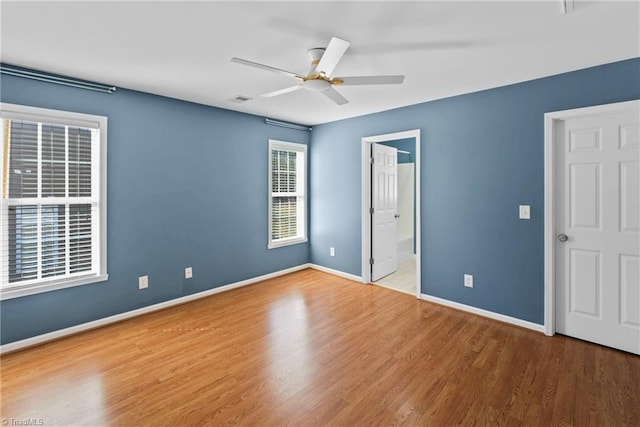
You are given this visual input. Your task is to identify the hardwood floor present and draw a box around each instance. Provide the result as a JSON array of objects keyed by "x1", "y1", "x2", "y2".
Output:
[{"x1": 1, "y1": 268, "x2": 639, "y2": 426}]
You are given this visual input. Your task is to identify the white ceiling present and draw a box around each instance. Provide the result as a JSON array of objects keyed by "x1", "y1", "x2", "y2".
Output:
[{"x1": 1, "y1": 1, "x2": 638, "y2": 126}]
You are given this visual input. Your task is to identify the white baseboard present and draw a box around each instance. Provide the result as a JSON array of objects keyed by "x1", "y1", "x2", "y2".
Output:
[
  {"x1": 309, "y1": 264, "x2": 362, "y2": 282},
  {"x1": 420, "y1": 293, "x2": 545, "y2": 333},
  {"x1": 0, "y1": 263, "x2": 311, "y2": 354}
]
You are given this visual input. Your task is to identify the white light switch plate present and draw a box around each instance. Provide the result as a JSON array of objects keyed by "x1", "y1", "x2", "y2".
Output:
[
  {"x1": 330, "y1": 247, "x2": 335, "y2": 257},
  {"x1": 185, "y1": 267, "x2": 193, "y2": 279},
  {"x1": 519, "y1": 205, "x2": 531, "y2": 220}
]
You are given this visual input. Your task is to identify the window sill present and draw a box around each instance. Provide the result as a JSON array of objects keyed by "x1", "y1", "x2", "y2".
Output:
[
  {"x1": 268, "y1": 237, "x2": 308, "y2": 249},
  {"x1": 0, "y1": 274, "x2": 109, "y2": 301}
]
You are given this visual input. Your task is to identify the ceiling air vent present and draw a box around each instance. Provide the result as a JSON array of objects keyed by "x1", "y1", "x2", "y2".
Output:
[{"x1": 229, "y1": 95, "x2": 253, "y2": 103}]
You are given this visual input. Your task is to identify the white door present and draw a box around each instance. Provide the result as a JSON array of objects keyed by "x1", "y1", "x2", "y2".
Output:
[
  {"x1": 555, "y1": 106, "x2": 640, "y2": 354},
  {"x1": 371, "y1": 143, "x2": 398, "y2": 281}
]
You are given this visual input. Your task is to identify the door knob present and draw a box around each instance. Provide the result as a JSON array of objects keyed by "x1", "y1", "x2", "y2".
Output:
[{"x1": 557, "y1": 234, "x2": 568, "y2": 242}]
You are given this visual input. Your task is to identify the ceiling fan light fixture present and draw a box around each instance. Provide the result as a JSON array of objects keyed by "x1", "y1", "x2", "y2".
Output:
[{"x1": 303, "y1": 78, "x2": 332, "y2": 92}]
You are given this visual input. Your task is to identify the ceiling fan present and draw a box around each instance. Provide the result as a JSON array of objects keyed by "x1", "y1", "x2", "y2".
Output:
[{"x1": 231, "y1": 37, "x2": 405, "y2": 105}]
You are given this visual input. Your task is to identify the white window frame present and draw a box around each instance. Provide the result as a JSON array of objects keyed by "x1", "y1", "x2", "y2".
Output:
[
  {"x1": 268, "y1": 139, "x2": 307, "y2": 249},
  {"x1": 0, "y1": 103, "x2": 108, "y2": 300}
]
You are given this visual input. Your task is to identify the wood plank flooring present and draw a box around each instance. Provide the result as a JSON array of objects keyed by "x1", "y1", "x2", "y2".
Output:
[{"x1": 1, "y1": 268, "x2": 639, "y2": 426}]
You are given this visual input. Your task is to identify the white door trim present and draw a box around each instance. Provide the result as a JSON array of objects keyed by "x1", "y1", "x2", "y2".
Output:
[
  {"x1": 543, "y1": 99, "x2": 640, "y2": 336},
  {"x1": 361, "y1": 129, "x2": 421, "y2": 298}
]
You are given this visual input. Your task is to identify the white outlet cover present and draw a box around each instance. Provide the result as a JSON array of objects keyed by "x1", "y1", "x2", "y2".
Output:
[
  {"x1": 519, "y1": 205, "x2": 531, "y2": 220},
  {"x1": 138, "y1": 275, "x2": 148, "y2": 289},
  {"x1": 464, "y1": 274, "x2": 473, "y2": 288},
  {"x1": 330, "y1": 247, "x2": 335, "y2": 256},
  {"x1": 185, "y1": 267, "x2": 193, "y2": 279}
]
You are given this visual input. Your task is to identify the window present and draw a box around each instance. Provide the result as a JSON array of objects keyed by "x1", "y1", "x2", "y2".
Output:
[
  {"x1": 0, "y1": 103, "x2": 107, "y2": 300},
  {"x1": 268, "y1": 140, "x2": 307, "y2": 249}
]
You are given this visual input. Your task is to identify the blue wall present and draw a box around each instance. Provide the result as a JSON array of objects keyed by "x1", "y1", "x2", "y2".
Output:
[
  {"x1": 310, "y1": 58, "x2": 640, "y2": 325},
  {"x1": 1, "y1": 73, "x2": 310, "y2": 344},
  {"x1": 2, "y1": 58, "x2": 638, "y2": 343}
]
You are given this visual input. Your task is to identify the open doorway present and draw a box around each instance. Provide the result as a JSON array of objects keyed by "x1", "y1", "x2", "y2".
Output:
[{"x1": 361, "y1": 129, "x2": 421, "y2": 298}]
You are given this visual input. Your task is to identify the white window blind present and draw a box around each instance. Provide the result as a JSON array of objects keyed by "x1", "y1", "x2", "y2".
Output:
[
  {"x1": 0, "y1": 103, "x2": 107, "y2": 300},
  {"x1": 268, "y1": 140, "x2": 307, "y2": 249}
]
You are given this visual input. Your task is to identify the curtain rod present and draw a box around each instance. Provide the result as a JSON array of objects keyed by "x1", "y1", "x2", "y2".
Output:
[
  {"x1": 265, "y1": 118, "x2": 312, "y2": 132},
  {"x1": 0, "y1": 64, "x2": 117, "y2": 94},
  {"x1": 398, "y1": 149, "x2": 413, "y2": 160}
]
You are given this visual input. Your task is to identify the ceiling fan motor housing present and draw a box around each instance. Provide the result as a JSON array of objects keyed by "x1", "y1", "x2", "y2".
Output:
[{"x1": 303, "y1": 47, "x2": 333, "y2": 91}]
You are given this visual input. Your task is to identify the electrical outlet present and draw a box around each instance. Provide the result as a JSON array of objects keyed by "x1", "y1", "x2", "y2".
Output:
[
  {"x1": 185, "y1": 267, "x2": 193, "y2": 279},
  {"x1": 330, "y1": 247, "x2": 335, "y2": 257},
  {"x1": 464, "y1": 274, "x2": 473, "y2": 288},
  {"x1": 138, "y1": 275, "x2": 148, "y2": 290}
]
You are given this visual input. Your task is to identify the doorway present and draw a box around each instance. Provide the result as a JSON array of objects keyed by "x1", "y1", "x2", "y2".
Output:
[
  {"x1": 361, "y1": 129, "x2": 421, "y2": 298},
  {"x1": 544, "y1": 100, "x2": 639, "y2": 354}
]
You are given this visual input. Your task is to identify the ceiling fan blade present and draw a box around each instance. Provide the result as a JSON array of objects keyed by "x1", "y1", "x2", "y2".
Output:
[
  {"x1": 322, "y1": 86, "x2": 348, "y2": 105},
  {"x1": 262, "y1": 85, "x2": 303, "y2": 98},
  {"x1": 231, "y1": 57, "x2": 303, "y2": 79},
  {"x1": 316, "y1": 37, "x2": 350, "y2": 77},
  {"x1": 335, "y1": 75, "x2": 405, "y2": 86}
]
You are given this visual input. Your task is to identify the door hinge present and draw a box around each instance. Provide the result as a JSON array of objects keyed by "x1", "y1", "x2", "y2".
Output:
[
  {"x1": 370, "y1": 157, "x2": 375, "y2": 164},
  {"x1": 369, "y1": 207, "x2": 374, "y2": 214},
  {"x1": 369, "y1": 257, "x2": 374, "y2": 265}
]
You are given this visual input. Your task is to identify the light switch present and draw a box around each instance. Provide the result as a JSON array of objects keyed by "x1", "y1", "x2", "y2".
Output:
[{"x1": 519, "y1": 205, "x2": 531, "y2": 220}]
